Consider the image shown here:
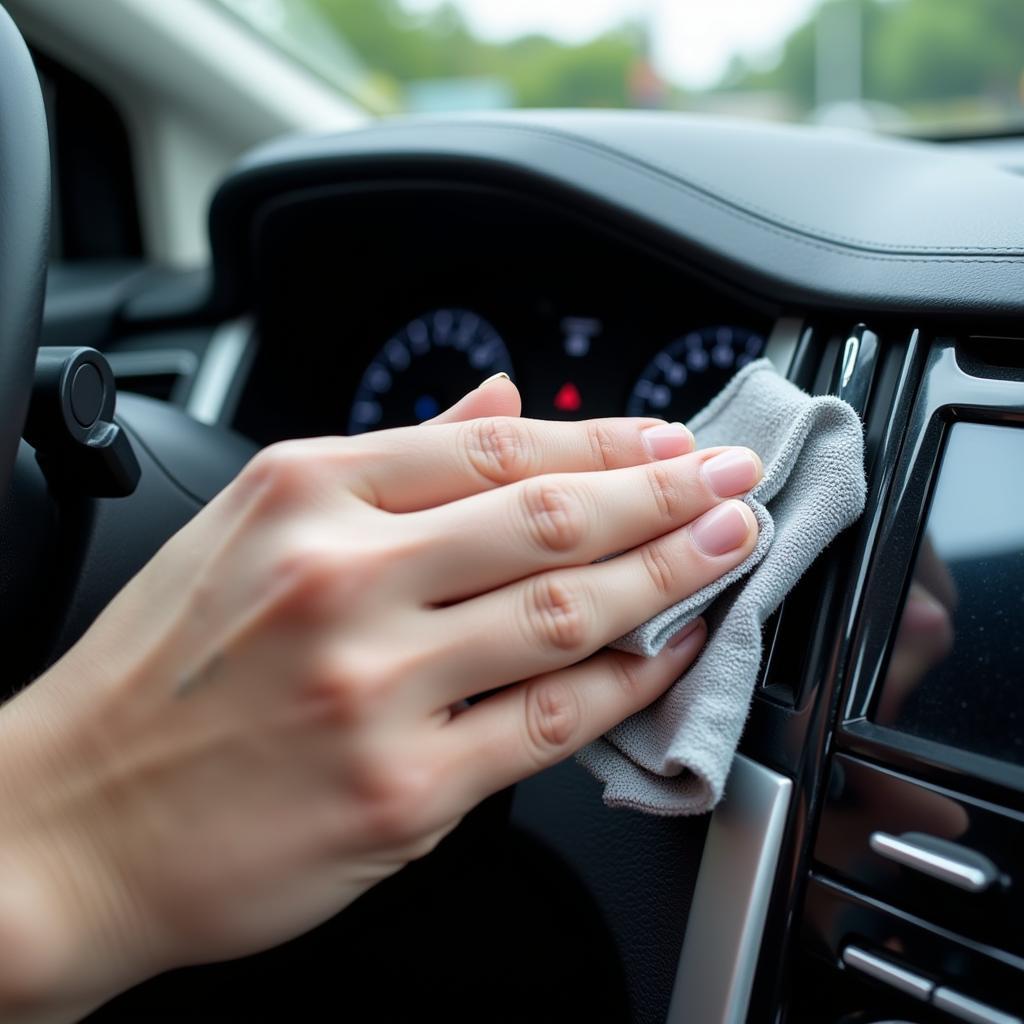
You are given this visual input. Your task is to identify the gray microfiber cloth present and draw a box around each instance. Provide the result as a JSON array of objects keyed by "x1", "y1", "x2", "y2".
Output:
[{"x1": 577, "y1": 359, "x2": 866, "y2": 816}]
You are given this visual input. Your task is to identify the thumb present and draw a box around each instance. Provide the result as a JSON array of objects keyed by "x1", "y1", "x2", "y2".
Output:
[{"x1": 423, "y1": 373, "x2": 522, "y2": 425}]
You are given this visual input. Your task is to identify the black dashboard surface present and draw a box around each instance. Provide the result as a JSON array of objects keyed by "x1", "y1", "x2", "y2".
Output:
[{"x1": 211, "y1": 111, "x2": 1024, "y2": 321}]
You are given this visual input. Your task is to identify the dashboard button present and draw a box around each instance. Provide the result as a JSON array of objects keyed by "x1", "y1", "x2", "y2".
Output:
[
  {"x1": 841, "y1": 945, "x2": 934, "y2": 1001},
  {"x1": 868, "y1": 831, "x2": 999, "y2": 893},
  {"x1": 815, "y1": 755, "x2": 1024, "y2": 957}
]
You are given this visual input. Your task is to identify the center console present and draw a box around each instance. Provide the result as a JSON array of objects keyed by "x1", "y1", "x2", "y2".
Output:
[{"x1": 792, "y1": 336, "x2": 1024, "y2": 1024}]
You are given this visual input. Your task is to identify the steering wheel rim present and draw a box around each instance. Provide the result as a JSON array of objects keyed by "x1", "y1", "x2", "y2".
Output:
[{"x1": 0, "y1": 5, "x2": 50, "y2": 501}]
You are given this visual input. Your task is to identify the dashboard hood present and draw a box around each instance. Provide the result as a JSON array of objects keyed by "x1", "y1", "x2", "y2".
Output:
[{"x1": 210, "y1": 110, "x2": 1024, "y2": 318}]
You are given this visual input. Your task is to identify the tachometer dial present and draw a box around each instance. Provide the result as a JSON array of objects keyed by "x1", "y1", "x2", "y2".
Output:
[
  {"x1": 347, "y1": 308, "x2": 513, "y2": 434},
  {"x1": 626, "y1": 325, "x2": 765, "y2": 421}
]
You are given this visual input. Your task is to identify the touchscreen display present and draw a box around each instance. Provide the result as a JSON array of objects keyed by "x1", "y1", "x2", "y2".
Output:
[{"x1": 874, "y1": 422, "x2": 1024, "y2": 764}]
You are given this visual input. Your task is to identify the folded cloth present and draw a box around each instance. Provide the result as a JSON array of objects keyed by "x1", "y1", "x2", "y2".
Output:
[{"x1": 577, "y1": 359, "x2": 866, "y2": 816}]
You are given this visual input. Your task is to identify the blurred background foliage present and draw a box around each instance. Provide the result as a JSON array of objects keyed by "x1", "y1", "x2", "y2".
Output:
[
  {"x1": 233, "y1": 0, "x2": 1024, "y2": 133},
  {"x1": 719, "y1": 0, "x2": 1024, "y2": 128}
]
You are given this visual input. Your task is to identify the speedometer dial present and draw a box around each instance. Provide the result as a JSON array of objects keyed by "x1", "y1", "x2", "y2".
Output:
[
  {"x1": 347, "y1": 308, "x2": 513, "y2": 434},
  {"x1": 626, "y1": 325, "x2": 765, "y2": 422}
]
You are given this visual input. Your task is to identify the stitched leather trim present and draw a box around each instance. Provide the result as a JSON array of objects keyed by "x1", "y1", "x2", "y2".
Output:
[{"x1": 366, "y1": 119, "x2": 1024, "y2": 261}]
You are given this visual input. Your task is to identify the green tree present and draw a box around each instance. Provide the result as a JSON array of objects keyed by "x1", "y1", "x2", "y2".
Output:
[
  {"x1": 719, "y1": 0, "x2": 1024, "y2": 127},
  {"x1": 502, "y1": 31, "x2": 641, "y2": 109},
  {"x1": 310, "y1": 0, "x2": 482, "y2": 82},
  {"x1": 869, "y1": 0, "x2": 1024, "y2": 104},
  {"x1": 303, "y1": 0, "x2": 644, "y2": 110}
]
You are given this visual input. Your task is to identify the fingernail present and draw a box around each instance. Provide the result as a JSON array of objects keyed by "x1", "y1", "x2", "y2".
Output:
[
  {"x1": 691, "y1": 500, "x2": 754, "y2": 556},
  {"x1": 480, "y1": 371, "x2": 511, "y2": 387},
  {"x1": 701, "y1": 448, "x2": 762, "y2": 497},
  {"x1": 641, "y1": 422, "x2": 695, "y2": 460},
  {"x1": 667, "y1": 617, "x2": 705, "y2": 649}
]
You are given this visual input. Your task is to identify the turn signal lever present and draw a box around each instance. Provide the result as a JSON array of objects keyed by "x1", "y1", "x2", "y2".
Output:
[{"x1": 23, "y1": 346, "x2": 141, "y2": 497}]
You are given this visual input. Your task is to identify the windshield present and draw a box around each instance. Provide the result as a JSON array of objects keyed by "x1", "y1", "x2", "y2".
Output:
[{"x1": 215, "y1": 0, "x2": 1024, "y2": 136}]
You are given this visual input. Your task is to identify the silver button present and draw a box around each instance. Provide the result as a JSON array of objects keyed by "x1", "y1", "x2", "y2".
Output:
[
  {"x1": 841, "y1": 946, "x2": 934, "y2": 1000},
  {"x1": 932, "y1": 987, "x2": 1022, "y2": 1024},
  {"x1": 869, "y1": 831, "x2": 999, "y2": 893}
]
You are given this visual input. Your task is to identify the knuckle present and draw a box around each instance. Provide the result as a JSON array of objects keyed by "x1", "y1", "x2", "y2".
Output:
[
  {"x1": 640, "y1": 541, "x2": 678, "y2": 598},
  {"x1": 272, "y1": 539, "x2": 335, "y2": 584},
  {"x1": 243, "y1": 441, "x2": 317, "y2": 503},
  {"x1": 272, "y1": 530, "x2": 399, "y2": 614},
  {"x1": 357, "y1": 761, "x2": 439, "y2": 845},
  {"x1": 462, "y1": 418, "x2": 535, "y2": 485},
  {"x1": 523, "y1": 677, "x2": 583, "y2": 762},
  {"x1": 646, "y1": 462, "x2": 686, "y2": 523},
  {"x1": 270, "y1": 542, "x2": 353, "y2": 614},
  {"x1": 526, "y1": 576, "x2": 589, "y2": 652},
  {"x1": 304, "y1": 650, "x2": 395, "y2": 726},
  {"x1": 521, "y1": 480, "x2": 587, "y2": 554},
  {"x1": 329, "y1": 545, "x2": 385, "y2": 597},
  {"x1": 241, "y1": 439, "x2": 365, "y2": 510},
  {"x1": 584, "y1": 420, "x2": 618, "y2": 472}
]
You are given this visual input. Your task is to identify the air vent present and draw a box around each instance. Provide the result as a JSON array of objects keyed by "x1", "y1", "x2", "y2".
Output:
[
  {"x1": 106, "y1": 349, "x2": 198, "y2": 404},
  {"x1": 758, "y1": 324, "x2": 878, "y2": 706}
]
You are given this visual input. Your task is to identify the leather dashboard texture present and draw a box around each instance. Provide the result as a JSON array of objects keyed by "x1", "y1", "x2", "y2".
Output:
[{"x1": 210, "y1": 110, "x2": 1024, "y2": 317}]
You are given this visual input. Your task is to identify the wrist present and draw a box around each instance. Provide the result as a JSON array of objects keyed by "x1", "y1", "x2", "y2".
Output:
[{"x1": 0, "y1": 687, "x2": 153, "y2": 1022}]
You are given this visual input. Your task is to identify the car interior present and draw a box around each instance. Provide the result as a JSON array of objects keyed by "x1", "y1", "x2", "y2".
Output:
[{"x1": 1, "y1": 1, "x2": 1023, "y2": 1022}]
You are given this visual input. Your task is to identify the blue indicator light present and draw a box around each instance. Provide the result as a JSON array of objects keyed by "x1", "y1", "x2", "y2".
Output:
[{"x1": 414, "y1": 395, "x2": 441, "y2": 421}]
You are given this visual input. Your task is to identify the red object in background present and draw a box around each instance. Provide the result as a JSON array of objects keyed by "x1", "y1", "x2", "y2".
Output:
[{"x1": 554, "y1": 382, "x2": 582, "y2": 412}]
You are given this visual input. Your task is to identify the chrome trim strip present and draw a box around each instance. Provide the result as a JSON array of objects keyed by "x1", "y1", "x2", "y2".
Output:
[
  {"x1": 841, "y1": 945, "x2": 933, "y2": 1001},
  {"x1": 186, "y1": 316, "x2": 254, "y2": 425},
  {"x1": 933, "y1": 986, "x2": 1022, "y2": 1024},
  {"x1": 869, "y1": 831, "x2": 996, "y2": 893},
  {"x1": 666, "y1": 755, "x2": 793, "y2": 1024},
  {"x1": 763, "y1": 316, "x2": 803, "y2": 376},
  {"x1": 839, "y1": 331, "x2": 860, "y2": 389}
]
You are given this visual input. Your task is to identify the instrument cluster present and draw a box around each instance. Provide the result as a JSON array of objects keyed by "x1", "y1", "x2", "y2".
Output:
[
  {"x1": 232, "y1": 182, "x2": 779, "y2": 446},
  {"x1": 347, "y1": 306, "x2": 768, "y2": 434}
]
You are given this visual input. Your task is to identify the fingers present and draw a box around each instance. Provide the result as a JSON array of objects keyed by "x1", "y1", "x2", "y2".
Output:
[
  {"x1": 429, "y1": 499, "x2": 757, "y2": 702},
  {"x1": 423, "y1": 374, "x2": 522, "y2": 425},
  {"x1": 344, "y1": 417, "x2": 694, "y2": 512},
  {"x1": 441, "y1": 619, "x2": 707, "y2": 806},
  {"x1": 411, "y1": 445, "x2": 762, "y2": 602}
]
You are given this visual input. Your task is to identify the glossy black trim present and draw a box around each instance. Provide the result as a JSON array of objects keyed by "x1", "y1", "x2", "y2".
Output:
[
  {"x1": 813, "y1": 753, "x2": 1024, "y2": 957},
  {"x1": 841, "y1": 722, "x2": 1024, "y2": 810},
  {"x1": 801, "y1": 874, "x2": 1024, "y2": 1002},
  {"x1": 744, "y1": 325, "x2": 927, "y2": 1022},
  {"x1": 839, "y1": 342, "x2": 1024, "y2": 807},
  {"x1": 762, "y1": 334, "x2": 1024, "y2": 1022}
]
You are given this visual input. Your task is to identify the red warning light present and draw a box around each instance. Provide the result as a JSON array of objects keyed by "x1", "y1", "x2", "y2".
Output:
[{"x1": 553, "y1": 382, "x2": 582, "y2": 413}]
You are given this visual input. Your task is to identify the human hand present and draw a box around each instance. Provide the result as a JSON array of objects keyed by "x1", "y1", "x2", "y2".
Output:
[{"x1": 0, "y1": 376, "x2": 761, "y2": 1019}]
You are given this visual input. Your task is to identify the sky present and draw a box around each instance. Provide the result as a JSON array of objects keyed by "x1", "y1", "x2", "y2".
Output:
[{"x1": 403, "y1": 0, "x2": 821, "y2": 89}]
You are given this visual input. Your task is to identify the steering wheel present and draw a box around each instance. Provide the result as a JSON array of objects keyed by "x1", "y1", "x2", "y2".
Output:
[{"x1": 0, "y1": 6, "x2": 50, "y2": 501}]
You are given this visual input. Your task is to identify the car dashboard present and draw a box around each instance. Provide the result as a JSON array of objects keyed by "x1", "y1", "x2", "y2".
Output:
[
  {"x1": 55, "y1": 111, "x2": 1024, "y2": 1024},
  {"x1": 231, "y1": 180, "x2": 779, "y2": 443}
]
